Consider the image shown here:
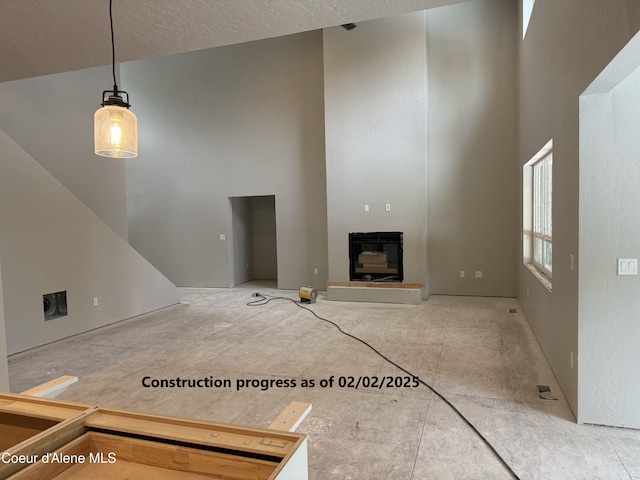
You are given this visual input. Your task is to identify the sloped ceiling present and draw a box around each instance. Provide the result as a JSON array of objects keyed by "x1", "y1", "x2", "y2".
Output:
[{"x1": 0, "y1": 0, "x2": 466, "y2": 83}]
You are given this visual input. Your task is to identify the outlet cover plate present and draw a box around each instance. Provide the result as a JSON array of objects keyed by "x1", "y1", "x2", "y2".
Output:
[{"x1": 617, "y1": 258, "x2": 638, "y2": 276}]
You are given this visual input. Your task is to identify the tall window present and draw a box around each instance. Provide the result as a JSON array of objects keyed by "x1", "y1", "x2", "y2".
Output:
[
  {"x1": 532, "y1": 152, "x2": 552, "y2": 276},
  {"x1": 523, "y1": 139, "x2": 553, "y2": 288}
]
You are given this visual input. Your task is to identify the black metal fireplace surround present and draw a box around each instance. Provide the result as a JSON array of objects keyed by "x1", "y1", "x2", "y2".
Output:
[{"x1": 349, "y1": 232, "x2": 403, "y2": 282}]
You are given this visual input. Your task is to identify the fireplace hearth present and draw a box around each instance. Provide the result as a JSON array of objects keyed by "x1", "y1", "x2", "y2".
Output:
[{"x1": 349, "y1": 232, "x2": 403, "y2": 282}]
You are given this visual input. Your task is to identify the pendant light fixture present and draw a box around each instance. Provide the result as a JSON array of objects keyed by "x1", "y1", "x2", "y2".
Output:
[{"x1": 94, "y1": 0, "x2": 138, "y2": 158}]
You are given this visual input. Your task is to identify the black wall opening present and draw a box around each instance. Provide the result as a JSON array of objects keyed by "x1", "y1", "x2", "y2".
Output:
[
  {"x1": 349, "y1": 232, "x2": 403, "y2": 282},
  {"x1": 43, "y1": 291, "x2": 67, "y2": 321}
]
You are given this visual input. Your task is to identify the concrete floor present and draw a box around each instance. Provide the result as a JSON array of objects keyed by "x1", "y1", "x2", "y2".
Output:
[{"x1": 8, "y1": 281, "x2": 640, "y2": 479}]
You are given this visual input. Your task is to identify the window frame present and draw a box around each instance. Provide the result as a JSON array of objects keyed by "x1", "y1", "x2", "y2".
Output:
[
  {"x1": 532, "y1": 152, "x2": 552, "y2": 278},
  {"x1": 523, "y1": 139, "x2": 553, "y2": 290}
]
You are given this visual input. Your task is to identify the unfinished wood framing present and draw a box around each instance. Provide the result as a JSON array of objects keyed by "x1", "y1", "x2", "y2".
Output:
[
  {"x1": 20, "y1": 376, "x2": 78, "y2": 399},
  {"x1": 0, "y1": 393, "x2": 308, "y2": 480},
  {"x1": 268, "y1": 402, "x2": 312, "y2": 432}
]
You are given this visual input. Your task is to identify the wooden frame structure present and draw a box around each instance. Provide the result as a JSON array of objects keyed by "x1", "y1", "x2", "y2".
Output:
[{"x1": 0, "y1": 389, "x2": 310, "y2": 480}]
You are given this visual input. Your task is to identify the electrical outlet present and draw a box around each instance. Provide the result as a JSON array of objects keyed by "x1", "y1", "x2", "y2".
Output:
[
  {"x1": 570, "y1": 352, "x2": 574, "y2": 369},
  {"x1": 475, "y1": 271, "x2": 483, "y2": 279},
  {"x1": 219, "y1": 234, "x2": 226, "y2": 241},
  {"x1": 385, "y1": 204, "x2": 391, "y2": 212},
  {"x1": 569, "y1": 254, "x2": 574, "y2": 272},
  {"x1": 93, "y1": 297, "x2": 98, "y2": 307},
  {"x1": 460, "y1": 271, "x2": 465, "y2": 278},
  {"x1": 364, "y1": 205, "x2": 369, "y2": 212},
  {"x1": 617, "y1": 258, "x2": 638, "y2": 276},
  {"x1": 314, "y1": 268, "x2": 319, "y2": 275}
]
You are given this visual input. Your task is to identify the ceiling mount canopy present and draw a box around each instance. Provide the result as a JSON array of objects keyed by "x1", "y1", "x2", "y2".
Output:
[{"x1": 94, "y1": 0, "x2": 138, "y2": 158}]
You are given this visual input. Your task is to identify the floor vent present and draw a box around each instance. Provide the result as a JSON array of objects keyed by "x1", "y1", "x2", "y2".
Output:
[
  {"x1": 508, "y1": 308, "x2": 518, "y2": 314},
  {"x1": 537, "y1": 385, "x2": 557, "y2": 400}
]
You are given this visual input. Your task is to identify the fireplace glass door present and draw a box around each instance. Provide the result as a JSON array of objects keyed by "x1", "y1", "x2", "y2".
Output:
[{"x1": 349, "y1": 232, "x2": 403, "y2": 282}]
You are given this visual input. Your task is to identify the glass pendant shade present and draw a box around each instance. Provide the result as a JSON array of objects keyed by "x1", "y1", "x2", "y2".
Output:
[{"x1": 94, "y1": 104, "x2": 138, "y2": 158}]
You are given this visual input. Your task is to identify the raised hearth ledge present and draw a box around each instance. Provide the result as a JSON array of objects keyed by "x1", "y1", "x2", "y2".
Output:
[{"x1": 326, "y1": 281, "x2": 425, "y2": 305}]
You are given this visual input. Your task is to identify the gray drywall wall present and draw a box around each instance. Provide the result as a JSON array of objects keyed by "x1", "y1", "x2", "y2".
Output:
[
  {"x1": 0, "y1": 128, "x2": 180, "y2": 355},
  {"x1": 579, "y1": 45, "x2": 640, "y2": 428},
  {"x1": 518, "y1": 0, "x2": 640, "y2": 418},
  {"x1": 426, "y1": 0, "x2": 518, "y2": 296},
  {"x1": 252, "y1": 196, "x2": 278, "y2": 280},
  {"x1": 124, "y1": 31, "x2": 327, "y2": 290},
  {"x1": 324, "y1": 12, "x2": 428, "y2": 287},
  {"x1": 0, "y1": 66, "x2": 130, "y2": 240},
  {"x1": 0, "y1": 258, "x2": 9, "y2": 391},
  {"x1": 231, "y1": 197, "x2": 254, "y2": 286}
]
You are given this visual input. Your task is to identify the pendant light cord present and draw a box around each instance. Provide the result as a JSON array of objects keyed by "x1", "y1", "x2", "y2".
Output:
[{"x1": 109, "y1": 0, "x2": 117, "y2": 92}]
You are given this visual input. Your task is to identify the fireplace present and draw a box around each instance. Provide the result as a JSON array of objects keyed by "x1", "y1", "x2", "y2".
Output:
[{"x1": 349, "y1": 232, "x2": 403, "y2": 282}]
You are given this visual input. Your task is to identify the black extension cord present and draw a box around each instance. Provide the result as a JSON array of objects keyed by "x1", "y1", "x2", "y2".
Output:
[{"x1": 247, "y1": 294, "x2": 521, "y2": 480}]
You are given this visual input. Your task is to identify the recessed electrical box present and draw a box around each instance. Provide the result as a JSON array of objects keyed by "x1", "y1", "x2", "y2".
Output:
[{"x1": 43, "y1": 291, "x2": 68, "y2": 321}]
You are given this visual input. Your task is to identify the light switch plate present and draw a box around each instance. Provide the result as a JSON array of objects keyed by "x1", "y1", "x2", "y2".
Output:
[{"x1": 617, "y1": 258, "x2": 638, "y2": 276}]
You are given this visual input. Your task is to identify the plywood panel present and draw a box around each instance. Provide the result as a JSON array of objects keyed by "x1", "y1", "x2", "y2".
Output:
[
  {"x1": 84, "y1": 409, "x2": 302, "y2": 459},
  {"x1": 0, "y1": 413, "x2": 56, "y2": 451},
  {"x1": 268, "y1": 402, "x2": 311, "y2": 432},
  {"x1": 52, "y1": 461, "x2": 221, "y2": 480},
  {"x1": 0, "y1": 393, "x2": 88, "y2": 422},
  {"x1": 10, "y1": 432, "x2": 278, "y2": 480}
]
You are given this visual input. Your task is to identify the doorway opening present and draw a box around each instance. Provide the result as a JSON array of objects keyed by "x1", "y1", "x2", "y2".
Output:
[{"x1": 229, "y1": 195, "x2": 277, "y2": 287}]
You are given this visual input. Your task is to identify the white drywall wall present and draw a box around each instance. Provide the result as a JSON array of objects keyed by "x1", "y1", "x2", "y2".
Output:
[
  {"x1": 579, "y1": 38, "x2": 640, "y2": 427},
  {"x1": 0, "y1": 66, "x2": 130, "y2": 240},
  {"x1": 324, "y1": 12, "x2": 428, "y2": 287},
  {"x1": 324, "y1": 2, "x2": 517, "y2": 296},
  {"x1": 123, "y1": 32, "x2": 327, "y2": 290},
  {"x1": 231, "y1": 197, "x2": 254, "y2": 286},
  {"x1": 426, "y1": 0, "x2": 518, "y2": 296},
  {"x1": 0, "y1": 128, "x2": 179, "y2": 355},
  {"x1": 518, "y1": 0, "x2": 640, "y2": 417}
]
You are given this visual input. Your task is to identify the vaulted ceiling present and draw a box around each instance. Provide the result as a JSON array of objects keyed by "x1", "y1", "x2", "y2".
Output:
[{"x1": 0, "y1": 0, "x2": 466, "y2": 83}]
